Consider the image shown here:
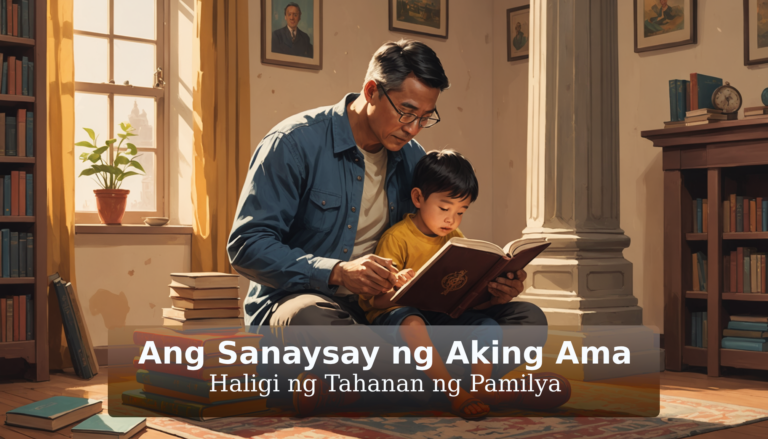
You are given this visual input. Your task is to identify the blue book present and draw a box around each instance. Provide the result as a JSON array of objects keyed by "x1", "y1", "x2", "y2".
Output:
[
  {"x1": 25, "y1": 293, "x2": 32, "y2": 340},
  {"x1": 27, "y1": 62, "x2": 32, "y2": 96},
  {"x1": 54, "y1": 279, "x2": 93, "y2": 379},
  {"x1": 20, "y1": 0, "x2": 28, "y2": 38},
  {"x1": 736, "y1": 196, "x2": 744, "y2": 232},
  {"x1": 721, "y1": 337, "x2": 768, "y2": 352},
  {"x1": 728, "y1": 321, "x2": 768, "y2": 331},
  {"x1": 677, "y1": 80, "x2": 689, "y2": 121},
  {"x1": 2, "y1": 61, "x2": 7, "y2": 94},
  {"x1": 18, "y1": 232, "x2": 25, "y2": 277},
  {"x1": 698, "y1": 253, "x2": 707, "y2": 292},
  {"x1": 5, "y1": 396, "x2": 102, "y2": 431},
  {"x1": 9, "y1": 231, "x2": 17, "y2": 277},
  {"x1": 744, "y1": 247, "x2": 752, "y2": 294},
  {"x1": 72, "y1": 415, "x2": 146, "y2": 438},
  {"x1": 1, "y1": 228, "x2": 8, "y2": 277},
  {"x1": 25, "y1": 173, "x2": 32, "y2": 215},
  {"x1": 697, "y1": 198, "x2": 703, "y2": 234},
  {"x1": 26, "y1": 231, "x2": 32, "y2": 276},
  {"x1": 25, "y1": 110, "x2": 32, "y2": 156},
  {"x1": 6, "y1": 116, "x2": 15, "y2": 156},
  {"x1": 693, "y1": 74, "x2": 724, "y2": 110},
  {"x1": 1, "y1": 0, "x2": 6, "y2": 35},
  {"x1": 669, "y1": 80, "x2": 678, "y2": 121},
  {"x1": 21, "y1": 56, "x2": 27, "y2": 95},
  {"x1": 3, "y1": 175, "x2": 10, "y2": 215}
]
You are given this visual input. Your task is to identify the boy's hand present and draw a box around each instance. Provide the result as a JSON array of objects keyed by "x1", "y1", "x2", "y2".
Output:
[
  {"x1": 395, "y1": 269, "x2": 415, "y2": 288},
  {"x1": 473, "y1": 269, "x2": 528, "y2": 310},
  {"x1": 329, "y1": 255, "x2": 398, "y2": 295}
]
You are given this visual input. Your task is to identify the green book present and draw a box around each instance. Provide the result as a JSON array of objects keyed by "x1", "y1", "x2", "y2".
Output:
[
  {"x1": 72, "y1": 415, "x2": 146, "y2": 439},
  {"x1": 9, "y1": 230, "x2": 17, "y2": 277},
  {"x1": 5, "y1": 396, "x2": 103, "y2": 431},
  {"x1": 21, "y1": 56, "x2": 27, "y2": 95}
]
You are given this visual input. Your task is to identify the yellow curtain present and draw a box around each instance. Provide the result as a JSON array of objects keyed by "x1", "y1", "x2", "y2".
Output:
[
  {"x1": 46, "y1": 0, "x2": 76, "y2": 370},
  {"x1": 192, "y1": 0, "x2": 251, "y2": 272}
]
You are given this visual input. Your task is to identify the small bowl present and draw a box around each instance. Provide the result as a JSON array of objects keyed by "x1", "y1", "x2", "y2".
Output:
[{"x1": 143, "y1": 217, "x2": 169, "y2": 226}]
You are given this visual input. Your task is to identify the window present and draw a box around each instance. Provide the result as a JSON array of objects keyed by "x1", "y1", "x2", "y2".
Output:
[{"x1": 73, "y1": 0, "x2": 169, "y2": 224}]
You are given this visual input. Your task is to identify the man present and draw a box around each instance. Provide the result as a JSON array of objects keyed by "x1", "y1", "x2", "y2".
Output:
[
  {"x1": 512, "y1": 22, "x2": 528, "y2": 51},
  {"x1": 272, "y1": 2, "x2": 313, "y2": 58},
  {"x1": 228, "y1": 40, "x2": 558, "y2": 416}
]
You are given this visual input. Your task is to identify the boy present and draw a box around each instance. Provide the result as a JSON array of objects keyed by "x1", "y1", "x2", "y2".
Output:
[{"x1": 359, "y1": 150, "x2": 507, "y2": 419}]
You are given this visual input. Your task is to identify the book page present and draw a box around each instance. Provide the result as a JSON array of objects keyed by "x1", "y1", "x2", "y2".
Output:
[{"x1": 503, "y1": 237, "x2": 548, "y2": 257}]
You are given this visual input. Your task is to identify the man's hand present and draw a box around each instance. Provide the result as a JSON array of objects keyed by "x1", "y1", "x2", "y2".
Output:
[
  {"x1": 329, "y1": 254, "x2": 398, "y2": 296},
  {"x1": 473, "y1": 269, "x2": 528, "y2": 311}
]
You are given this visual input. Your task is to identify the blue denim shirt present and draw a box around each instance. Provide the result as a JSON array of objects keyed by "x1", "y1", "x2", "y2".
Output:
[{"x1": 228, "y1": 93, "x2": 426, "y2": 327}]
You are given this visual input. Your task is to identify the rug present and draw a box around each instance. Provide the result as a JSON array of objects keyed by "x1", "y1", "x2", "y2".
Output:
[{"x1": 146, "y1": 395, "x2": 768, "y2": 439}]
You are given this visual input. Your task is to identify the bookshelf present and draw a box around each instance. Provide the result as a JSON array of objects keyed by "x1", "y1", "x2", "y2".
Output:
[
  {"x1": 0, "y1": 0, "x2": 47, "y2": 381},
  {"x1": 643, "y1": 117, "x2": 768, "y2": 377}
]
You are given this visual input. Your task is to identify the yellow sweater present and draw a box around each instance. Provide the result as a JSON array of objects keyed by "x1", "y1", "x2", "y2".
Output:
[{"x1": 359, "y1": 213, "x2": 464, "y2": 323}]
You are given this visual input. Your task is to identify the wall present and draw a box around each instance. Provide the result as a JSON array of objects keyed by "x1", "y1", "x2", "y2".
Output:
[
  {"x1": 248, "y1": 0, "x2": 495, "y2": 241},
  {"x1": 618, "y1": 0, "x2": 768, "y2": 333}
]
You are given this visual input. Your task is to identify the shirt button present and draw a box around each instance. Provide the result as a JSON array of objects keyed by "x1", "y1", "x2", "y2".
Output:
[
  {"x1": 357, "y1": 176, "x2": 362, "y2": 181},
  {"x1": 351, "y1": 207, "x2": 356, "y2": 213},
  {"x1": 343, "y1": 248, "x2": 348, "y2": 253},
  {"x1": 347, "y1": 225, "x2": 352, "y2": 229},
  {"x1": 322, "y1": 200, "x2": 326, "y2": 206}
]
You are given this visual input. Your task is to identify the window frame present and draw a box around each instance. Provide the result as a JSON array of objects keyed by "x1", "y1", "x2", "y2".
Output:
[{"x1": 73, "y1": 0, "x2": 170, "y2": 224}]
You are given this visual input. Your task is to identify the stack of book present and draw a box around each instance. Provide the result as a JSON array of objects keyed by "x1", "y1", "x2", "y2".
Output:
[
  {"x1": 1, "y1": 229, "x2": 33, "y2": 277},
  {"x1": 691, "y1": 252, "x2": 707, "y2": 292},
  {"x1": 724, "y1": 247, "x2": 765, "y2": 294},
  {"x1": 691, "y1": 198, "x2": 708, "y2": 233},
  {"x1": 745, "y1": 106, "x2": 768, "y2": 120},
  {"x1": 163, "y1": 272, "x2": 242, "y2": 330},
  {"x1": 0, "y1": 0, "x2": 36, "y2": 40},
  {"x1": 665, "y1": 73, "x2": 724, "y2": 128},
  {"x1": 690, "y1": 311, "x2": 707, "y2": 348},
  {"x1": 721, "y1": 315, "x2": 768, "y2": 352},
  {"x1": 0, "y1": 110, "x2": 35, "y2": 156},
  {"x1": 722, "y1": 195, "x2": 768, "y2": 233},
  {"x1": 684, "y1": 108, "x2": 736, "y2": 127},
  {"x1": 1, "y1": 293, "x2": 32, "y2": 341},
  {"x1": 1, "y1": 171, "x2": 34, "y2": 216},
  {"x1": 122, "y1": 328, "x2": 267, "y2": 420}
]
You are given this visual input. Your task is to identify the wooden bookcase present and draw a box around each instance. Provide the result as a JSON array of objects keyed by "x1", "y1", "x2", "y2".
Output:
[
  {"x1": 643, "y1": 118, "x2": 768, "y2": 377},
  {"x1": 0, "y1": 0, "x2": 48, "y2": 381}
]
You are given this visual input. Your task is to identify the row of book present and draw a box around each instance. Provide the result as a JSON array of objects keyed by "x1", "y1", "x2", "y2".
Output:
[
  {"x1": 51, "y1": 272, "x2": 99, "y2": 379},
  {"x1": 724, "y1": 248, "x2": 766, "y2": 294},
  {"x1": 0, "y1": 110, "x2": 35, "y2": 156},
  {"x1": 7, "y1": 396, "x2": 147, "y2": 439},
  {"x1": 666, "y1": 73, "x2": 723, "y2": 127},
  {"x1": 1, "y1": 171, "x2": 33, "y2": 216},
  {"x1": 0, "y1": 229, "x2": 32, "y2": 277},
  {"x1": 0, "y1": 293, "x2": 32, "y2": 341},
  {"x1": 163, "y1": 272, "x2": 242, "y2": 329},
  {"x1": 0, "y1": 54, "x2": 34, "y2": 97},
  {"x1": 723, "y1": 195, "x2": 768, "y2": 233},
  {"x1": 690, "y1": 311, "x2": 707, "y2": 348},
  {"x1": 721, "y1": 315, "x2": 768, "y2": 352},
  {"x1": 691, "y1": 252, "x2": 707, "y2": 292},
  {"x1": 0, "y1": 0, "x2": 35, "y2": 40}
]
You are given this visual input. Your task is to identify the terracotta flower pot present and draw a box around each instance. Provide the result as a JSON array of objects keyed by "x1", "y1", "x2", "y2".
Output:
[{"x1": 94, "y1": 189, "x2": 130, "y2": 225}]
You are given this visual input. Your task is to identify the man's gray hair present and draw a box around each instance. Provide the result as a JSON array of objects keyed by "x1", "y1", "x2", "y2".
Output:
[
  {"x1": 285, "y1": 2, "x2": 300, "y2": 15},
  {"x1": 363, "y1": 39, "x2": 449, "y2": 94}
]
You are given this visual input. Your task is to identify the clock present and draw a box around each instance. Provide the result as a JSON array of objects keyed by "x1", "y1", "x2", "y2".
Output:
[{"x1": 711, "y1": 82, "x2": 742, "y2": 114}]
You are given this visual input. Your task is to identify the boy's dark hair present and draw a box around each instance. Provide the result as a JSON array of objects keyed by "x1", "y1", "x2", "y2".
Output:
[{"x1": 412, "y1": 150, "x2": 479, "y2": 202}]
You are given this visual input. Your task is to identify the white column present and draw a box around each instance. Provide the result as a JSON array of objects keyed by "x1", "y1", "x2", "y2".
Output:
[{"x1": 518, "y1": 0, "x2": 642, "y2": 326}]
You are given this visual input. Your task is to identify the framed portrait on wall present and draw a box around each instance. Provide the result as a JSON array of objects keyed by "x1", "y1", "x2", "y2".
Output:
[
  {"x1": 744, "y1": 0, "x2": 768, "y2": 65},
  {"x1": 261, "y1": 0, "x2": 323, "y2": 70},
  {"x1": 507, "y1": 5, "x2": 530, "y2": 62},
  {"x1": 634, "y1": 0, "x2": 697, "y2": 53},
  {"x1": 389, "y1": 0, "x2": 449, "y2": 39}
]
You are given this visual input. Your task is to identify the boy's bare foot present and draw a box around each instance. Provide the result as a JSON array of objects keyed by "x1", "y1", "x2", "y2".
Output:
[{"x1": 450, "y1": 390, "x2": 490, "y2": 420}]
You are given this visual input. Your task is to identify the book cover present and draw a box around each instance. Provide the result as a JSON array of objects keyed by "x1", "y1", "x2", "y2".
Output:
[
  {"x1": 25, "y1": 172, "x2": 31, "y2": 215},
  {"x1": 15, "y1": 59, "x2": 22, "y2": 95},
  {"x1": 744, "y1": 198, "x2": 750, "y2": 233},
  {"x1": 20, "y1": 55, "x2": 27, "y2": 95},
  {"x1": 669, "y1": 79, "x2": 677, "y2": 121},
  {"x1": 751, "y1": 199, "x2": 757, "y2": 232},
  {"x1": 26, "y1": 231, "x2": 32, "y2": 276},
  {"x1": 3, "y1": 175, "x2": 9, "y2": 215},
  {"x1": 18, "y1": 170, "x2": 24, "y2": 214},
  {"x1": 18, "y1": 231, "x2": 25, "y2": 277},
  {"x1": 723, "y1": 200, "x2": 730, "y2": 233},
  {"x1": 6, "y1": 0, "x2": 11, "y2": 37},
  {"x1": 690, "y1": 73, "x2": 699, "y2": 110},
  {"x1": 120, "y1": 389, "x2": 268, "y2": 421},
  {"x1": 727, "y1": 321, "x2": 768, "y2": 331},
  {"x1": 25, "y1": 292, "x2": 32, "y2": 340},
  {"x1": 692, "y1": 253, "x2": 700, "y2": 291},
  {"x1": 53, "y1": 278, "x2": 93, "y2": 379},
  {"x1": 676, "y1": 80, "x2": 687, "y2": 122},
  {"x1": 9, "y1": 230, "x2": 17, "y2": 277},
  {"x1": 7, "y1": 55, "x2": 15, "y2": 94},
  {"x1": 26, "y1": 110, "x2": 32, "y2": 157},
  {"x1": 724, "y1": 253, "x2": 731, "y2": 293},
  {"x1": 2, "y1": 61, "x2": 8, "y2": 94},
  {"x1": 65, "y1": 281, "x2": 100, "y2": 375},
  {"x1": 6, "y1": 296, "x2": 11, "y2": 340},
  {"x1": 0, "y1": 298, "x2": 5, "y2": 341},
  {"x1": 691, "y1": 73, "x2": 723, "y2": 110},
  {"x1": 12, "y1": 3, "x2": 17, "y2": 36},
  {"x1": 721, "y1": 337, "x2": 768, "y2": 352},
  {"x1": 6, "y1": 115, "x2": 15, "y2": 156},
  {"x1": 19, "y1": 0, "x2": 26, "y2": 38},
  {"x1": 702, "y1": 198, "x2": 709, "y2": 232},
  {"x1": 1, "y1": 228, "x2": 9, "y2": 277},
  {"x1": 697, "y1": 198, "x2": 702, "y2": 234},
  {"x1": 5, "y1": 396, "x2": 102, "y2": 431},
  {"x1": 18, "y1": 292, "x2": 25, "y2": 340},
  {"x1": 1, "y1": 0, "x2": 6, "y2": 35},
  {"x1": 71, "y1": 415, "x2": 146, "y2": 438},
  {"x1": 744, "y1": 247, "x2": 752, "y2": 294}
]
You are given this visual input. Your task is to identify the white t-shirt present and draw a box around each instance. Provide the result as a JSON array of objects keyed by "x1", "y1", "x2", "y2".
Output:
[{"x1": 335, "y1": 145, "x2": 389, "y2": 297}]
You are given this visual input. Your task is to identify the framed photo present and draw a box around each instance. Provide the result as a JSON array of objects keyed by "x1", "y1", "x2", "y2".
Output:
[
  {"x1": 261, "y1": 0, "x2": 323, "y2": 70},
  {"x1": 507, "y1": 5, "x2": 530, "y2": 62},
  {"x1": 744, "y1": 0, "x2": 768, "y2": 65},
  {"x1": 634, "y1": 0, "x2": 697, "y2": 53},
  {"x1": 389, "y1": 0, "x2": 449, "y2": 40}
]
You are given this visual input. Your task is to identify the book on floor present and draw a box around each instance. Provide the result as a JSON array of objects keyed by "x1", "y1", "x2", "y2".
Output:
[
  {"x1": 170, "y1": 272, "x2": 240, "y2": 289},
  {"x1": 391, "y1": 237, "x2": 550, "y2": 318},
  {"x1": 71, "y1": 415, "x2": 146, "y2": 439},
  {"x1": 5, "y1": 396, "x2": 103, "y2": 431}
]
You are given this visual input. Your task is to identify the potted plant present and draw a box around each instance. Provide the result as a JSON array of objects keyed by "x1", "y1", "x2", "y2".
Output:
[{"x1": 76, "y1": 123, "x2": 145, "y2": 225}]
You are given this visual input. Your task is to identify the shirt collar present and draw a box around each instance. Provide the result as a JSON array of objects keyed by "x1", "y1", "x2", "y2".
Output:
[{"x1": 332, "y1": 93, "x2": 404, "y2": 166}]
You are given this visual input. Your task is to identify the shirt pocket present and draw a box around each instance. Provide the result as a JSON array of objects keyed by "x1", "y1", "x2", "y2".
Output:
[{"x1": 304, "y1": 189, "x2": 342, "y2": 232}]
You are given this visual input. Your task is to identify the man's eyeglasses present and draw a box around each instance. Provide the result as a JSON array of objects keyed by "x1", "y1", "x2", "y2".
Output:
[{"x1": 377, "y1": 83, "x2": 440, "y2": 129}]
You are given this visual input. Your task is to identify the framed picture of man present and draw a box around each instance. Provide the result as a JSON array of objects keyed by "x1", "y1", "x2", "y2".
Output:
[
  {"x1": 507, "y1": 5, "x2": 530, "y2": 62},
  {"x1": 744, "y1": 0, "x2": 768, "y2": 65},
  {"x1": 261, "y1": 0, "x2": 323, "y2": 70},
  {"x1": 389, "y1": 0, "x2": 449, "y2": 39},
  {"x1": 634, "y1": 0, "x2": 697, "y2": 53}
]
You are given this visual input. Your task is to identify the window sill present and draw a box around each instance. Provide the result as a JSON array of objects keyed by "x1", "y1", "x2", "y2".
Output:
[{"x1": 75, "y1": 224, "x2": 194, "y2": 235}]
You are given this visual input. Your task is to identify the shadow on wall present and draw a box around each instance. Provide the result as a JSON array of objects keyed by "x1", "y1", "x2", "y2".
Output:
[
  {"x1": 89, "y1": 289, "x2": 130, "y2": 329},
  {"x1": 640, "y1": 152, "x2": 664, "y2": 333}
]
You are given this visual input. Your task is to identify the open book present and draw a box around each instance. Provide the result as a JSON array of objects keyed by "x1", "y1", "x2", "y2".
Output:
[{"x1": 391, "y1": 237, "x2": 550, "y2": 318}]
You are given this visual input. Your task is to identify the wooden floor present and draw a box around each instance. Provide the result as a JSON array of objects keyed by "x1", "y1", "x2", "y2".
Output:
[{"x1": 0, "y1": 368, "x2": 767, "y2": 438}]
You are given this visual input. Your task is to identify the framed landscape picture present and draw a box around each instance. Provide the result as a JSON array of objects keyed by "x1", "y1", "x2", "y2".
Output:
[
  {"x1": 744, "y1": 0, "x2": 768, "y2": 65},
  {"x1": 389, "y1": 0, "x2": 448, "y2": 39},
  {"x1": 634, "y1": 0, "x2": 697, "y2": 53},
  {"x1": 261, "y1": 0, "x2": 323, "y2": 70},
  {"x1": 507, "y1": 5, "x2": 530, "y2": 62}
]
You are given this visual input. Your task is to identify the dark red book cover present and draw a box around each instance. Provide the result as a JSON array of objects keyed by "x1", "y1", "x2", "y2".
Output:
[
  {"x1": 690, "y1": 73, "x2": 699, "y2": 110},
  {"x1": 16, "y1": 108, "x2": 25, "y2": 157},
  {"x1": 730, "y1": 194, "x2": 737, "y2": 232},
  {"x1": 12, "y1": 4, "x2": 17, "y2": 37},
  {"x1": 7, "y1": 55, "x2": 15, "y2": 95},
  {"x1": 18, "y1": 170, "x2": 25, "y2": 216},
  {"x1": 737, "y1": 247, "x2": 744, "y2": 294},
  {"x1": 744, "y1": 198, "x2": 750, "y2": 233},
  {"x1": 5, "y1": 1, "x2": 10, "y2": 39},
  {"x1": 18, "y1": 294, "x2": 25, "y2": 341},
  {"x1": 10, "y1": 170, "x2": 18, "y2": 215},
  {"x1": 730, "y1": 250, "x2": 737, "y2": 293}
]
